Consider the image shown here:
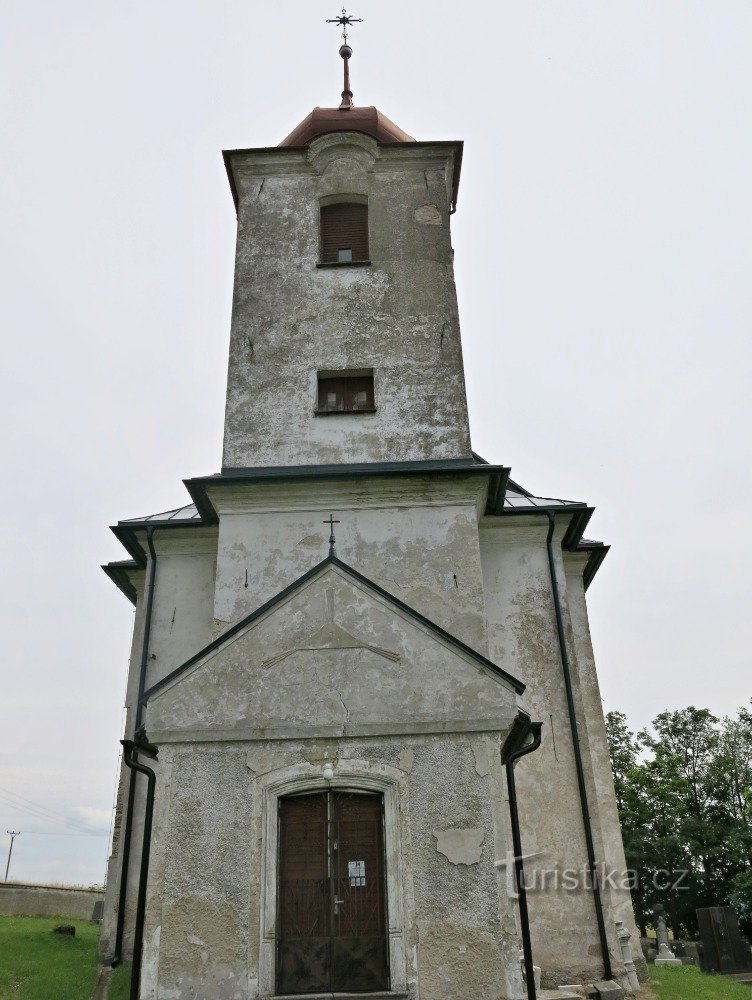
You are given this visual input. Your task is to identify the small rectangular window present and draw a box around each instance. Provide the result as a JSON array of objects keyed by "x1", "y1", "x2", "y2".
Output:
[
  {"x1": 317, "y1": 372, "x2": 375, "y2": 414},
  {"x1": 320, "y1": 203, "x2": 369, "y2": 264}
]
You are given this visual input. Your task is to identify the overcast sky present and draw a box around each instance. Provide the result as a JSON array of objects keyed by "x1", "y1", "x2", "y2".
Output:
[{"x1": 1, "y1": 1, "x2": 749, "y2": 886}]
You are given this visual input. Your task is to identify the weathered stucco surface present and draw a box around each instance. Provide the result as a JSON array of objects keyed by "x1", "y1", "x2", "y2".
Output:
[
  {"x1": 140, "y1": 734, "x2": 522, "y2": 1000},
  {"x1": 208, "y1": 477, "x2": 490, "y2": 652},
  {"x1": 145, "y1": 562, "x2": 518, "y2": 743},
  {"x1": 480, "y1": 517, "x2": 642, "y2": 987},
  {"x1": 222, "y1": 134, "x2": 471, "y2": 468}
]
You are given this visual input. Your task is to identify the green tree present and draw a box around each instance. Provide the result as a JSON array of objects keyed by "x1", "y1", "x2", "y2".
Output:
[
  {"x1": 605, "y1": 711, "x2": 652, "y2": 934},
  {"x1": 606, "y1": 704, "x2": 752, "y2": 939}
]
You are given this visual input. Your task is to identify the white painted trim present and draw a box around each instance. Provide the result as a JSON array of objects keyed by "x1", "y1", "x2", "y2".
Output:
[{"x1": 256, "y1": 760, "x2": 411, "y2": 999}]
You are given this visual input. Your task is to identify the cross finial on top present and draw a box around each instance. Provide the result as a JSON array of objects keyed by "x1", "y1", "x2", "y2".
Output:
[
  {"x1": 326, "y1": 7, "x2": 362, "y2": 45},
  {"x1": 326, "y1": 8, "x2": 362, "y2": 108},
  {"x1": 324, "y1": 513, "x2": 340, "y2": 558}
]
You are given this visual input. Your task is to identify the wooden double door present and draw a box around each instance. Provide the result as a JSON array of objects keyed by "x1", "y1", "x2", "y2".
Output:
[{"x1": 277, "y1": 790, "x2": 389, "y2": 995}]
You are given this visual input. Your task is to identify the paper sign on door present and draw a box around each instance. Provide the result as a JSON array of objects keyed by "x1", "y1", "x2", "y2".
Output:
[{"x1": 348, "y1": 860, "x2": 366, "y2": 886}]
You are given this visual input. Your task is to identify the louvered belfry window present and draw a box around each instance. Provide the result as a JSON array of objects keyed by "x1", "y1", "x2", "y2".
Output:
[{"x1": 320, "y1": 202, "x2": 369, "y2": 263}]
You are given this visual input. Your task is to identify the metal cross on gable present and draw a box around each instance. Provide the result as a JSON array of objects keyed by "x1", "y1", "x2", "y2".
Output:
[
  {"x1": 326, "y1": 7, "x2": 362, "y2": 45},
  {"x1": 323, "y1": 513, "x2": 340, "y2": 557}
]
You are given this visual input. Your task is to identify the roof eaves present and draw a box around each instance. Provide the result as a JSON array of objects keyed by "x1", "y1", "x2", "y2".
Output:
[
  {"x1": 111, "y1": 515, "x2": 210, "y2": 566},
  {"x1": 561, "y1": 507, "x2": 595, "y2": 549},
  {"x1": 484, "y1": 467, "x2": 511, "y2": 515},
  {"x1": 111, "y1": 524, "x2": 148, "y2": 567},
  {"x1": 577, "y1": 542, "x2": 610, "y2": 590},
  {"x1": 185, "y1": 459, "x2": 507, "y2": 524},
  {"x1": 102, "y1": 559, "x2": 140, "y2": 605}
]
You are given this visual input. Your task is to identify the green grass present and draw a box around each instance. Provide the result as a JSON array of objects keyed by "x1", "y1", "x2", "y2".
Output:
[
  {"x1": 651, "y1": 964, "x2": 752, "y2": 999},
  {"x1": 0, "y1": 916, "x2": 101, "y2": 1000},
  {"x1": 108, "y1": 964, "x2": 131, "y2": 1000}
]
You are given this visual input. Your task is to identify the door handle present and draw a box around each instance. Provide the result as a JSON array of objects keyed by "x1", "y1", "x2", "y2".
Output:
[{"x1": 334, "y1": 896, "x2": 345, "y2": 916}]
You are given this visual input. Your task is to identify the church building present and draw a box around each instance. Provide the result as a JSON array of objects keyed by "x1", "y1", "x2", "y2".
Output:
[{"x1": 101, "y1": 20, "x2": 644, "y2": 1000}]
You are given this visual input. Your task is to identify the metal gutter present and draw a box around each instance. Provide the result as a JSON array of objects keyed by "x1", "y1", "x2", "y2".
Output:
[
  {"x1": 111, "y1": 526, "x2": 158, "y2": 969},
  {"x1": 492, "y1": 504, "x2": 609, "y2": 588},
  {"x1": 102, "y1": 560, "x2": 139, "y2": 605},
  {"x1": 121, "y1": 736, "x2": 158, "y2": 1000},
  {"x1": 504, "y1": 714, "x2": 544, "y2": 1000},
  {"x1": 110, "y1": 518, "x2": 203, "y2": 569},
  {"x1": 545, "y1": 512, "x2": 613, "y2": 981},
  {"x1": 581, "y1": 544, "x2": 610, "y2": 591}
]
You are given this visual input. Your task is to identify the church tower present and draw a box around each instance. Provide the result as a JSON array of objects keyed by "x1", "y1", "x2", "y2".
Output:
[
  {"x1": 101, "y1": 20, "x2": 644, "y2": 1000},
  {"x1": 222, "y1": 72, "x2": 470, "y2": 469}
]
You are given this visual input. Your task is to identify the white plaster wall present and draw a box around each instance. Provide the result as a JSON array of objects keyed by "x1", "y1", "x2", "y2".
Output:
[
  {"x1": 209, "y1": 477, "x2": 489, "y2": 652},
  {"x1": 563, "y1": 556, "x2": 646, "y2": 980},
  {"x1": 479, "y1": 517, "x2": 635, "y2": 986},
  {"x1": 100, "y1": 530, "x2": 217, "y2": 961},
  {"x1": 144, "y1": 529, "x2": 218, "y2": 688}
]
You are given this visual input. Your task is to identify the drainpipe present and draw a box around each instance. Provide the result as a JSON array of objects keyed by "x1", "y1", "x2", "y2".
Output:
[
  {"x1": 111, "y1": 525, "x2": 158, "y2": 967},
  {"x1": 545, "y1": 511, "x2": 613, "y2": 981},
  {"x1": 505, "y1": 716, "x2": 543, "y2": 1000},
  {"x1": 121, "y1": 736, "x2": 158, "y2": 1000}
]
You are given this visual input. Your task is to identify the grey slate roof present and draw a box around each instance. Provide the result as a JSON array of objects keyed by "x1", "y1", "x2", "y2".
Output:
[
  {"x1": 120, "y1": 504, "x2": 201, "y2": 524},
  {"x1": 124, "y1": 487, "x2": 586, "y2": 523},
  {"x1": 504, "y1": 488, "x2": 585, "y2": 510},
  {"x1": 103, "y1": 462, "x2": 609, "y2": 602}
]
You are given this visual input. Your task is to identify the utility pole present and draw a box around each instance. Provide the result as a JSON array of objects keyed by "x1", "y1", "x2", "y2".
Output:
[{"x1": 5, "y1": 831, "x2": 20, "y2": 882}]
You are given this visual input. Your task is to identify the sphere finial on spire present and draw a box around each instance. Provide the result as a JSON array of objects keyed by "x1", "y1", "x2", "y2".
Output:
[{"x1": 326, "y1": 8, "x2": 362, "y2": 109}]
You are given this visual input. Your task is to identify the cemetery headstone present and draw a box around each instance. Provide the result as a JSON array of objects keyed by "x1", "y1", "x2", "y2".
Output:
[
  {"x1": 696, "y1": 906, "x2": 752, "y2": 974},
  {"x1": 653, "y1": 904, "x2": 681, "y2": 966}
]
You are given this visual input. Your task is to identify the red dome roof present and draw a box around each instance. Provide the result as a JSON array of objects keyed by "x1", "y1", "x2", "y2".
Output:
[{"x1": 279, "y1": 106, "x2": 415, "y2": 147}]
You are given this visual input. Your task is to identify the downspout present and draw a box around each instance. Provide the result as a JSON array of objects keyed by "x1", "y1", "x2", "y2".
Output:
[
  {"x1": 505, "y1": 716, "x2": 543, "y2": 1000},
  {"x1": 121, "y1": 737, "x2": 158, "y2": 1000},
  {"x1": 111, "y1": 525, "x2": 158, "y2": 967},
  {"x1": 545, "y1": 511, "x2": 613, "y2": 980}
]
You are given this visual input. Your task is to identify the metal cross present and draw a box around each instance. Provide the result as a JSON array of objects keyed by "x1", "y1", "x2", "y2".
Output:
[
  {"x1": 326, "y1": 7, "x2": 362, "y2": 45},
  {"x1": 323, "y1": 514, "x2": 340, "y2": 557}
]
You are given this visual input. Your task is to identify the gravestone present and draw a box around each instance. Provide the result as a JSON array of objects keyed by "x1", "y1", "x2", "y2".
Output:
[
  {"x1": 696, "y1": 906, "x2": 752, "y2": 974},
  {"x1": 653, "y1": 904, "x2": 681, "y2": 966}
]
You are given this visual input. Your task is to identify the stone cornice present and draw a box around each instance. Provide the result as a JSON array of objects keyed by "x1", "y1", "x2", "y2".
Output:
[{"x1": 205, "y1": 475, "x2": 486, "y2": 516}]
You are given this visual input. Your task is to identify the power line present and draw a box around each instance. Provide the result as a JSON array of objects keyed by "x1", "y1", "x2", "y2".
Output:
[
  {"x1": 21, "y1": 830, "x2": 108, "y2": 839},
  {"x1": 0, "y1": 793, "x2": 73, "y2": 829},
  {"x1": 0, "y1": 785, "x2": 69, "y2": 823},
  {"x1": 0, "y1": 793, "x2": 64, "y2": 826}
]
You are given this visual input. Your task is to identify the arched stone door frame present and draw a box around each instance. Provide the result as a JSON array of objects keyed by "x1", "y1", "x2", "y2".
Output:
[{"x1": 257, "y1": 759, "x2": 411, "y2": 997}]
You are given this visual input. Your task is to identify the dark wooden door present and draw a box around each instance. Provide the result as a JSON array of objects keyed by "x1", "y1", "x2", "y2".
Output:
[{"x1": 277, "y1": 790, "x2": 389, "y2": 995}]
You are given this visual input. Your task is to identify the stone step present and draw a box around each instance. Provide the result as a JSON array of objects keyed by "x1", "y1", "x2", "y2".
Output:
[{"x1": 539, "y1": 991, "x2": 585, "y2": 1000}]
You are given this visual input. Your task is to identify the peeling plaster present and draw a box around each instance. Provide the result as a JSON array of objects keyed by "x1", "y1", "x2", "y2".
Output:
[{"x1": 433, "y1": 828, "x2": 484, "y2": 865}]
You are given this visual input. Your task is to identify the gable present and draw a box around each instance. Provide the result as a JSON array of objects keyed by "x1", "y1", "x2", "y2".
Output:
[{"x1": 143, "y1": 561, "x2": 521, "y2": 743}]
